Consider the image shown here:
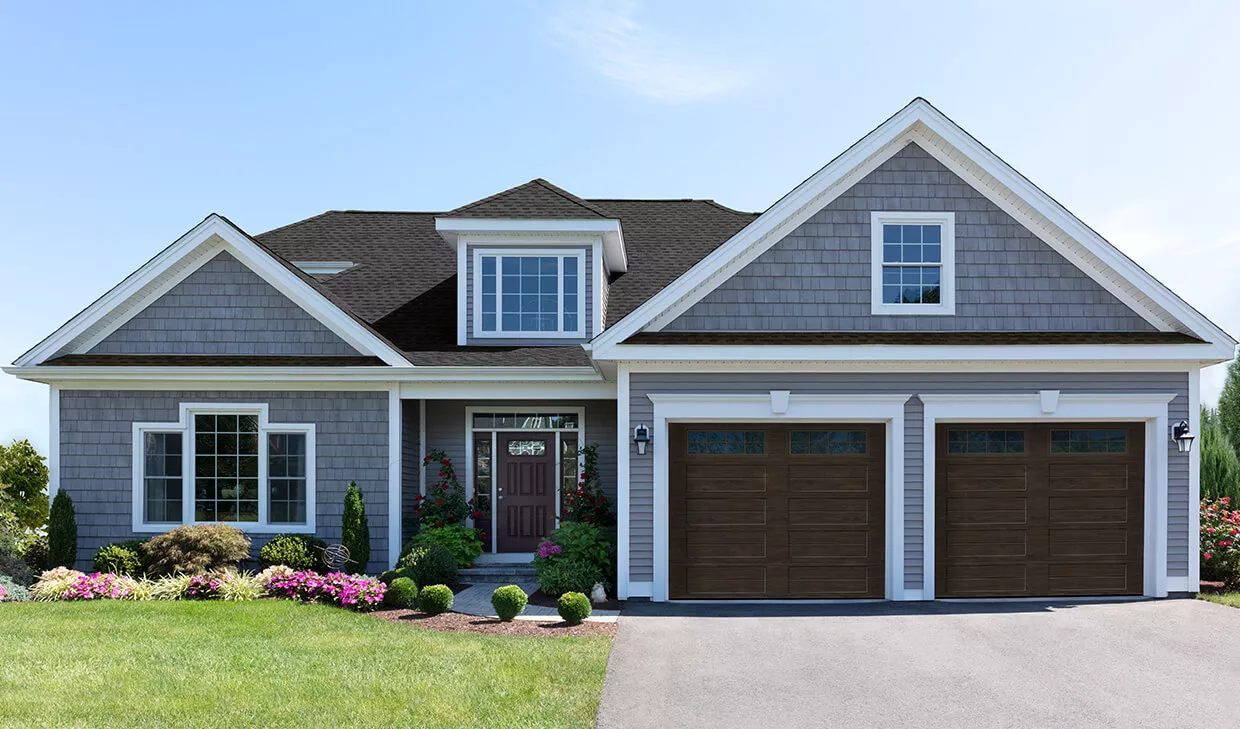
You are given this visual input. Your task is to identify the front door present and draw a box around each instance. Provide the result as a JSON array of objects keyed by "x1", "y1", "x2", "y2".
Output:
[{"x1": 496, "y1": 432, "x2": 556, "y2": 552}]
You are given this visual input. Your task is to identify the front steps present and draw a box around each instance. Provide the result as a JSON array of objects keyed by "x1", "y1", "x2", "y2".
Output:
[{"x1": 459, "y1": 564, "x2": 537, "y2": 582}]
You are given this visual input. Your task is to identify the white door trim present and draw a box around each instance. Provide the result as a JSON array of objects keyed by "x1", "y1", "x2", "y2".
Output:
[
  {"x1": 919, "y1": 391, "x2": 1176, "y2": 599},
  {"x1": 646, "y1": 392, "x2": 912, "y2": 602}
]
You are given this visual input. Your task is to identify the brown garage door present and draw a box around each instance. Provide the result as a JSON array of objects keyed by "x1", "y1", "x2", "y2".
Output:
[
  {"x1": 668, "y1": 423, "x2": 885, "y2": 599},
  {"x1": 936, "y1": 423, "x2": 1144, "y2": 598}
]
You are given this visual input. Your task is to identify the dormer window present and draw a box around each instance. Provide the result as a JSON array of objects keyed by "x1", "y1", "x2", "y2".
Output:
[
  {"x1": 870, "y1": 211, "x2": 956, "y2": 315},
  {"x1": 474, "y1": 249, "x2": 585, "y2": 338}
]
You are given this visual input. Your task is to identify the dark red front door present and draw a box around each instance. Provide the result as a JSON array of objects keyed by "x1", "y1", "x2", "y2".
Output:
[{"x1": 496, "y1": 433, "x2": 556, "y2": 552}]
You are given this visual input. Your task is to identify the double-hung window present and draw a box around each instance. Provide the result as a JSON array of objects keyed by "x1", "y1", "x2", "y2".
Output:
[
  {"x1": 474, "y1": 249, "x2": 585, "y2": 338},
  {"x1": 870, "y1": 211, "x2": 955, "y2": 315},
  {"x1": 133, "y1": 404, "x2": 315, "y2": 532}
]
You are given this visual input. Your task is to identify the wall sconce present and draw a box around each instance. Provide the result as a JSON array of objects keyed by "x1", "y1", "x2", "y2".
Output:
[
  {"x1": 633, "y1": 424, "x2": 650, "y2": 455},
  {"x1": 1171, "y1": 420, "x2": 1196, "y2": 453}
]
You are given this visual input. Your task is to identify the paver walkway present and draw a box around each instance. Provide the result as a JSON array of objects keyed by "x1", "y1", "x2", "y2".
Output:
[{"x1": 452, "y1": 582, "x2": 620, "y2": 621}]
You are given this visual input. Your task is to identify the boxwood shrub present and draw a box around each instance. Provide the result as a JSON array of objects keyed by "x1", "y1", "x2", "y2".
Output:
[
  {"x1": 397, "y1": 543, "x2": 457, "y2": 588},
  {"x1": 386, "y1": 576, "x2": 418, "y2": 608},
  {"x1": 93, "y1": 541, "x2": 145, "y2": 576},
  {"x1": 258, "y1": 533, "x2": 326, "y2": 572},
  {"x1": 557, "y1": 591, "x2": 591, "y2": 625},
  {"x1": 418, "y1": 584, "x2": 454, "y2": 615},
  {"x1": 490, "y1": 584, "x2": 528, "y2": 622}
]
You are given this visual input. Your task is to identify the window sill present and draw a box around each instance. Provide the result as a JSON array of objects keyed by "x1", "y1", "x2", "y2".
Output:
[{"x1": 870, "y1": 303, "x2": 956, "y2": 316}]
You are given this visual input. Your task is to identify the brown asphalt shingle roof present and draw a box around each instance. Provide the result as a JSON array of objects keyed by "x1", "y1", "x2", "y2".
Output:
[
  {"x1": 254, "y1": 193, "x2": 758, "y2": 366},
  {"x1": 44, "y1": 355, "x2": 388, "y2": 367},
  {"x1": 624, "y1": 332, "x2": 1206, "y2": 346}
]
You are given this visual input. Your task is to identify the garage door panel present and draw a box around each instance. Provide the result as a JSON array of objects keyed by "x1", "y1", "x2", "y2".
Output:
[
  {"x1": 686, "y1": 531, "x2": 767, "y2": 560},
  {"x1": 788, "y1": 464, "x2": 871, "y2": 493},
  {"x1": 945, "y1": 497, "x2": 1029, "y2": 525},
  {"x1": 944, "y1": 463, "x2": 1029, "y2": 492},
  {"x1": 789, "y1": 497, "x2": 870, "y2": 526},
  {"x1": 670, "y1": 422, "x2": 884, "y2": 599},
  {"x1": 789, "y1": 529, "x2": 870, "y2": 559},
  {"x1": 685, "y1": 499, "x2": 768, "y2": 526},
  {"x1": 937, "y1": 422, "x2": 1143, "y2": 598},
  {"x1": 684, "y1": 464, "x2": 769, "y2": 494}
]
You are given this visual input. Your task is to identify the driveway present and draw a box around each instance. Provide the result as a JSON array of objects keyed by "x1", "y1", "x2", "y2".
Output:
[{"x1": 596, "y1": 599, "x2": 1240, "y2": 729}]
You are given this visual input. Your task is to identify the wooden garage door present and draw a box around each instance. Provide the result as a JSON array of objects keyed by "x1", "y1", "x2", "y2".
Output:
[
  {"x1": 936, "y1": 423, "x2": 1144, "y2": 598},
  {"x1": 668, "y1": 423, "x2": 885, "y2": 599}
]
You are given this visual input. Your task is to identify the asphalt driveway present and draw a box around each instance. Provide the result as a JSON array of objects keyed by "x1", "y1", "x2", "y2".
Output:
[{"x1": 597, "y1": 599, "x2": 1240, "y2": 729}]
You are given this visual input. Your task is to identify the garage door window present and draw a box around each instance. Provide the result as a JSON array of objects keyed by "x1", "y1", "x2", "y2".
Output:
[
  {"x1": 1050, "y1": 429, "x2": 1127, "y2": 453},
  {"x1": 946, "y1": 429, "x2": 1025, "y2": 454},
  {"x1": 686, "y1": 430, "x2": 765, "y2": 455},
  {"x1": 790, "y1": 430, "x2": 867, "y2": 455}
]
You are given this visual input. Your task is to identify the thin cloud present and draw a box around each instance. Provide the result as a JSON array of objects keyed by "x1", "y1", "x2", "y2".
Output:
[{"x1": 549, "y1": 1, "x2": 754, "y2": 103}]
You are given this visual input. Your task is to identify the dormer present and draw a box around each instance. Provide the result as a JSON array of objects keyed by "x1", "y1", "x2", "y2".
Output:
[{"x1": 436, "y1": 179, "x2": 627, "y2": 346}]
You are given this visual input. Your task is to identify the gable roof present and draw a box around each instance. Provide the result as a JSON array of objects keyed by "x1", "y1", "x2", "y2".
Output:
[
  {"x1": 444, "y1": 178, "x2": 613, "y2": 219},
  {"x1": 587, "y1": 98, "x2": 1236, "y2": 360},
  {"x1": 12, "y1": 215, "x2": 413, "y2": 367}
]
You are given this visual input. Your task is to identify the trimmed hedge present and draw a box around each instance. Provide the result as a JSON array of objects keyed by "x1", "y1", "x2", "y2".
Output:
[
  {"x1": 386, "y1": 577, "x2": 418, "y2": 609},
  {"x1": 557, "y1": 591, "x2": 591, "y2": 625},
  {"x1": 93, "y1": 540, "x2": 145, "y2": 576},
  {"x1": 418, "y1": 584, "x2": 454, "y2": 615},
  {"x1": 48, "y1": 491, "x2": 77, "y2": 569},
  {"x1": 490, "y1": 584, "x2": 528, "y2": 622},
  {"x1": 397, "y1": 543, "x2": 457, "y2": 589},
  {"x1": 258, "y1": 534, "x2": 326, "y2": 572},
  {"x1": 341, "y1": 483, "x2": 370, "y2": 574}
]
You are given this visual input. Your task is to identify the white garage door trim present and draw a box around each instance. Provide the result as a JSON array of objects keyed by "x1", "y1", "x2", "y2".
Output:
[
  {"x1": 646, "y1": 392, "x2": 912, "y2": 602},
  {"x1": 919, "y1": 391, "x2": 1176, "y2": 600}
]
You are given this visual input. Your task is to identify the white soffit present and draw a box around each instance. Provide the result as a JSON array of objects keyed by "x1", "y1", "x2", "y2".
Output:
[{"x1": 590, "y1": 98, "x2": 1234, "y2": 352}]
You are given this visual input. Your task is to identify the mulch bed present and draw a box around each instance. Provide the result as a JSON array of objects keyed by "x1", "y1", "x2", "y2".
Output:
[
  {"x1": 526, "y1": 589, "x2": 623, "y2": 612},
  {"x1": 371, "y1": 608, "x2": 616, "y2": 637}
]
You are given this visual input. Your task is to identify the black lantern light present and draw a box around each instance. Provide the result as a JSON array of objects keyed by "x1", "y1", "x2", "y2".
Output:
[
  {"x1": 1171, "y1": 420, "x2": 1196, "y2": 453},
  {"x1": 633, "y1": 424, "x2": 651, "y2": 455}
]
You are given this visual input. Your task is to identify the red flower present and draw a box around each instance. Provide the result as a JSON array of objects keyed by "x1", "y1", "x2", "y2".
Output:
[
  {"x1": 436, "y1": 521, "x2": 444, "y2": 527},
  {"x1": 472, "y1": 510, "x2": 482, "y2": 518},
  {"x1": 435, "y1": 499, "x2": 444, "y2": 505},
  {"x1": 1205, "y1": 552, "x2": 1213, "y2": 560},
  {"x1": 442, "y1": 484, "x2": 451, "y2": 491}
]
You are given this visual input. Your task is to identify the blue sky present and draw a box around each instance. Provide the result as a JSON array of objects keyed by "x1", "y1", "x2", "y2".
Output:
[{"x1": 2, "y1": 0, "x2": 1238, "y2": 453}]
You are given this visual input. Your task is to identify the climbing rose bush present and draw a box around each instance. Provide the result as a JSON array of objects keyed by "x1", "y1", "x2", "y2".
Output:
[{"x1": 1202, "y1": 497, "x2": 1240, "y2": 589}]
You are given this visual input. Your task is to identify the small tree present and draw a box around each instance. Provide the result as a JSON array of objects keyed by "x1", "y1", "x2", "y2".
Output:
[
  {"x1": 1217, "y1": 356, "x2": 1240, "y2": 453},
  {"x1": 47, "y1": 491, "x2": 77, "y2": 569},
  {"x1": 416, "y1": 450, "x2": 469, "y2": 527},
  {"x1": 0, "y1": 440, "x2": 49, "y2": 533},
  {"x1": 1202, "y1": 407, "x2": 1240, "y2": 501},
  {"x1": 341, "y1": 483, "x2": 370, "y2": 574}
]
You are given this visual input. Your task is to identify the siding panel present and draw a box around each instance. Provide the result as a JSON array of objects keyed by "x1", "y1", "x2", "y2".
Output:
[
  {"x1": 666, "y1": 144, "x2": 1155, "y2": 333},
  {"x1": 627, "y1": 372, "x2": 1189, "y2": 589}
]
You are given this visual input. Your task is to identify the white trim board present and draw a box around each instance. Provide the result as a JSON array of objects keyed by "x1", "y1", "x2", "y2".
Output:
[
  {"x1": 388, "y1": 387, "x2": 402, "y2": 569},
  {"x1": 639, "y1": 392, "x2": 911, "y2": 602},
  {"x1": 13, "y1": 214, "x2": 412, "y2": 367},
  {"x1": 919, "y1": 391, "x2": 1177, "y2": 599},
  {"x1": 470, "y1": 247, "x2": 587, "y2": 339},
  {"x1": 586, "y1": 99, "x2": 1235, "y2": 357}
]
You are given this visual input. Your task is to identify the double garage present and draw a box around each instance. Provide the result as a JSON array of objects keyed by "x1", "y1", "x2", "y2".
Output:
[{"x1": 668, "y1": 421, "x2": 1146, "y2": 600}]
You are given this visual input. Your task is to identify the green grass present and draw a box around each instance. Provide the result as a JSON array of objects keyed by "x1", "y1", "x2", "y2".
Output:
[
  {"x1": 1199, "y1": 592, "x2": 1240, "y2": 609},
  {"x1": 0, "y1": 600, "x2": 612, "y2": 729}
]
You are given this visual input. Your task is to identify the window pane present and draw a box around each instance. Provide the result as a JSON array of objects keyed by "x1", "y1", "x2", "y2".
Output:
[
  {"x1": 883, "y1": 225, "x2": 901, "y2": 244},
  {"x1": 790, "y1": 430, "x2": 867, "y2": 455},
  {"x1": 269, "y1": 433, "x2": 308, "y2": 525},
  {"x1": 946, "y1": 429, "x2": 1025, "y2": 454},
  {"x1": 1049, "y1": 429, "x2": 1127, "y2": 454},
  {"x1": 507, "y1": 440, "x2": 547, "y2": 456},
  {"x1": 686, "y1": 430, "x2": 765, "y2": 455},
  {"x1": 488, "y1": 255, "x2": 580, "y2": 333},
  {"x1": 194, "y1": 412, "x2": 260, "y2": 523},
  {"x1": 144, "y1": 432, "x2": 183, "y2": 523},
  {"x1": 481, "y1": 256, "x2": 495, "y2": 275}
]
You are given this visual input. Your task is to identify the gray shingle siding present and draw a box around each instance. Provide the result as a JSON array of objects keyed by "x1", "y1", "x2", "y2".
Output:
[
  {"x1": 626, "y1": 372, "x2": 1190, "y2": 590},
  {"x1": 59, "y1": 390, "x2": 390, "y2": 573},
  {"x1": 666, "y1": 143, "x2": 1156, "y2": 332},
  {"x1": 400, "y1": 399, "x2": 421, "y2": 546},
  {"x1": 464, "y1": 245, "x2": 595, "y2": 345},
  {"x1": 89, "y1": 251, "x2": 361, "y2": 356}
]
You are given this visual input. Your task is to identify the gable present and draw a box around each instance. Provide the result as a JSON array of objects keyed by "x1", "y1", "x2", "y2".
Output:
[
  {"x1": 666, "y1": 143, "x2": 1156, "y2": 333},
  {"x1": 87, "y1": 251, "x2": 363, "y2": 356}
]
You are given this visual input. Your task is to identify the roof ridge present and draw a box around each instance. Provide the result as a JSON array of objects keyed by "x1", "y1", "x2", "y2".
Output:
[
  {"x1": 445, "y1": 178, "x2": 609, "y2": 218},
  {"x1": 256, "y1": 210, "x2": 336, "y2": 237},
  {"x1": 528, "y1": 179, "x2": 612, "y2": 218}
]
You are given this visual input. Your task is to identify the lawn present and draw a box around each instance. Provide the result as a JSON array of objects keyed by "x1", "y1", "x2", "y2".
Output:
[
  {"x1": 1199, "y1": 592, "x2": 1240, "y2": 609},
  {"x1": 0, "y1": 600, "x2": 612, "y2": 729}
]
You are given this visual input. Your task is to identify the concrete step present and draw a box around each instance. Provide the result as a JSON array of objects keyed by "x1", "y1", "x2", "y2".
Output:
[{"x1": 459, "y1": 565, "x2": 537, "y2": 582}]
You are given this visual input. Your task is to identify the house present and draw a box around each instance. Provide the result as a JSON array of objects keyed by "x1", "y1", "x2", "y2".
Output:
[{"x1": 7, "y1": 98, "x2": 1233, "y2": 601}]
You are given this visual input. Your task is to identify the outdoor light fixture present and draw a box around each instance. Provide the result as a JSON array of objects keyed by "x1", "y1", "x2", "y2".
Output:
[
  {"x1": 633, "y1": 424, "x2": 651, "y2": 455},
  {"x1": 1171, "y1": 420, "x2": 1196, "y2": 453}
]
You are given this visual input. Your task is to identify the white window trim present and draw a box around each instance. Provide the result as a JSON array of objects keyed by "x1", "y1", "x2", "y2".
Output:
[
  {"x1": 641, "y1": 392, "x2": 911, "y2": 602},
  {"x1": 463, "y1": 406, "x2": 585, "y2": 555},
  {"x1": 131, "y1": 403, "x2": 316, "y2": 534},
  {"x1": 919, "y1": 391, "x2": 1175, "y2": 600},
  {"x1": 870, "y1": 211, "x2": 956, "y2": 315},
  {"x1": 471, "y1": 248, "x2": 587, "y2": 339}
]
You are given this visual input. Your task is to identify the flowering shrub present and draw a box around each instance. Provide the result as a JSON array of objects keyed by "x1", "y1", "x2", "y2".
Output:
[
  {"x1": 0, "y1": 582, "x2": 6, "y2": 602},
  {"x1": 184, "y1": 574, "x2": 223, "y2": 600},
  {"x1": 256, "y1": 564, "x2": 294, "y2": 588},
  {"x1": 537, "y1": 541, "x2": 562, "y2": 559},
  {"x1": 1202, "y1": 497, "x2": 1240, "y2": 588},
  {"x1": 533, "y1": 522, "x2": 612, "y2": 597},
  {"x1": 266, "y1": 570, "x2": 386, "y2": 611},
  {"x1": 414, "y1": 451, "x2": 470, "y2": 527},
  {"x1": 61, "y1": 572, "x2": 137, "y2": 601},
  {"x1": 561, "y1": 444, "x2": 612, "y2": 526}
]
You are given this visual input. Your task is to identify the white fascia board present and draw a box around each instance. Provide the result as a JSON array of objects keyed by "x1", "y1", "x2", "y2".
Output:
[
  {"x1": 592, "y1": 342, "x2": 1235, "y2": 364},
  {"x1": 13, "y1": 214, "x2": 413, "y2": 367},
  {"x1": 588, "y1": 99, "x2": 1234, "y2": 354},
  {"x1": 4, "y1": 364, "x2": 606, "y2": 385},
  {"x1": 435, "y1": 218, "x2": 627, "y2": 273}
]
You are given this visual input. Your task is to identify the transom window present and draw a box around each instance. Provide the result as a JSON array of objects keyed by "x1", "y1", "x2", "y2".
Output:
[
  {"x1": 1050, "y1": 429, "x2": 1127, "y2": 454},
  {"x1": 947, "y1": 429, "x2": 1026, "y2": 454},
  {"x1": 790, "y1": 430, "x2": 867, "y2": 455},
  {"x1": 870, "y1": 212, "x2": 955, "y2": 315},
  {"x1": 134, "y1": 405, "x2": 315, "y2": 532},
  {"x1": 475, "y1": 250, "x2": 584, "y2": 337}
]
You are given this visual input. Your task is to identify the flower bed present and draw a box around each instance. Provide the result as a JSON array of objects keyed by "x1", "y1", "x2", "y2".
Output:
[
  {"x1": 1202, "y1": 497, "x2": 1240, "y2": 589},
  {"x1": 264, "y1": 570, "x2": 386, "y2": 611}
]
